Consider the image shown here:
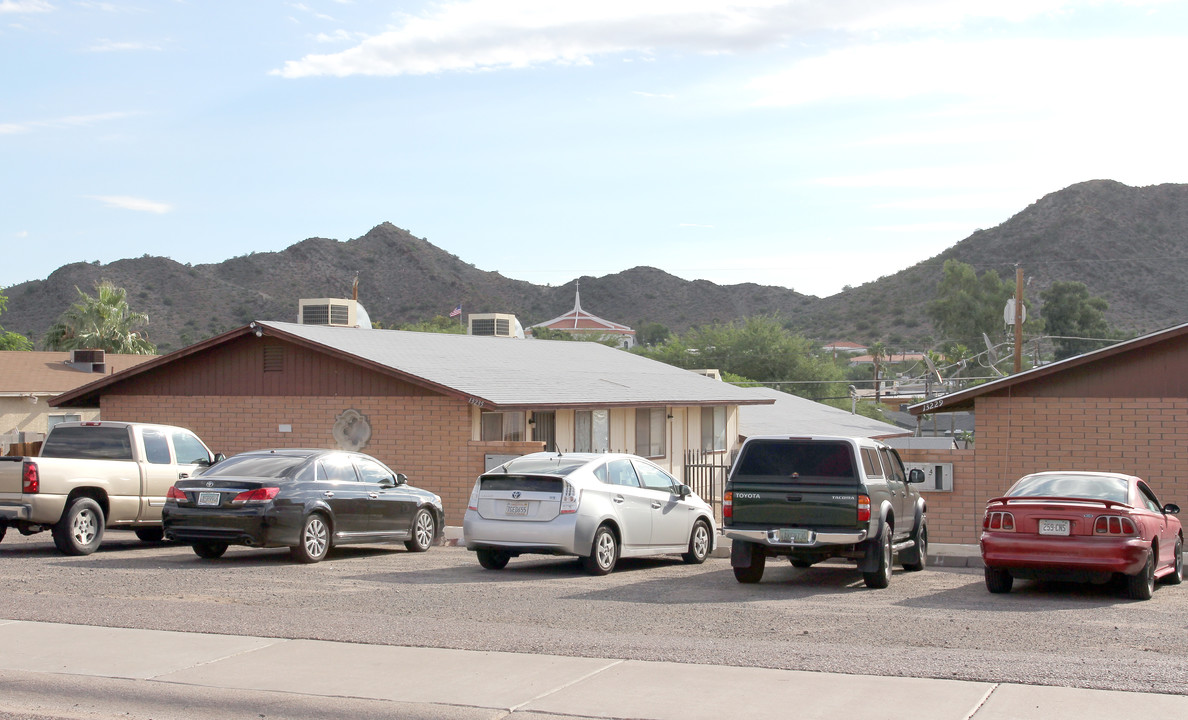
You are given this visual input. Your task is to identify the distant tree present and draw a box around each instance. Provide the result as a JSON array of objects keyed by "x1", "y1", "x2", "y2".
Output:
[
  {"x1": 634, "y1": 315, "x2": 844, "y2": 401},
  {"x1": 398, "y1": 315, "x2": 466, "y2": 334},
  {"x1": 0, "y1": 289, "x2": 33, "y2": 351},
  {"x1": 927, "y1": 260, "x2": 1016, "y2": 352},
  {"x1": 44, "y1": 281, "x2": 156, "y2": 354},
  {"x1": 634, "y1": 322, "x2": 671, "y2": 347},
  {"x1": 1040, "y1": 281, "x2": 1113, "y2": 360}
]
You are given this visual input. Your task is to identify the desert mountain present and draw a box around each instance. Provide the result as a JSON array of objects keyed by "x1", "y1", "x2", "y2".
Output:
[{"x1": 2, "y1": 179, "x2": 1186, "y2": 352}]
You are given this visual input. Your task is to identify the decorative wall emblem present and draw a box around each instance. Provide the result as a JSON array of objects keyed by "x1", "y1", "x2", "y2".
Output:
[{"x1": 332, "y1": 408, "x2": 372, "y2": 451}]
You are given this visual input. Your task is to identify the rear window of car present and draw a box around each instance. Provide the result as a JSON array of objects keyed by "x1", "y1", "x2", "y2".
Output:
[
  {"x1": 496, "y1": 456, "x2": 587, "y2": 476},
  {"x1": 40, "y1": 426, "x2": 133, "y2": 460},
  {"x1": 480, "y1": 476, "x2": 564, "y2": 493},
  {"x1": 1007, "y1": 474, "x2": 1129, "y2": 503},
  {"x1": 733, "y1": 440, "x2": 857, "y2": 484},
  {"x1": 199, "y1": 454, "x2": 308, "y2": 479}
]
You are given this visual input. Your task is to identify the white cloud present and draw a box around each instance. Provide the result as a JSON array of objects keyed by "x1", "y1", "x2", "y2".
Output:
[
  {"x1": 748, "y1": 36, "x2": 1188, "y2": 111},
  {"x1": 87, "y1": 195, "x2": 173, "y2": 214},
  {"x1": 87, "y1": 39, "x2": 163, "y2": 52},
  {"x1": 0, "y1": 111, "x2": 134, "y2": 134},
  {"x1": 274, "y1": 0, "x2": 1158, "y2": 78},
  {"x1": 314, "y1": 28, "x2": 365, "y2": 44},
  {"x1": 0, "y1": 1, "x2": 53, "y2": 13}
]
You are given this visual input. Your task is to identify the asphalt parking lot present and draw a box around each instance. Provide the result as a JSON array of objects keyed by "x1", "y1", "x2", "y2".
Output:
[{"x1": 0, "y1": 530, "x2": 1185, "y2": 696}]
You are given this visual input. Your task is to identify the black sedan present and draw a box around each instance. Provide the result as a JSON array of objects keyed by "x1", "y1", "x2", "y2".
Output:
[{"x1": 162, "y1": 449, "x2": 444, "y2": 563}]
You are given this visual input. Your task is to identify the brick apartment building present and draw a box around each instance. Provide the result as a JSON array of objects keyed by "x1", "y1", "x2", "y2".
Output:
[
  {"x1": 51, "y1": 321, "x2": 770, "y2": 524},
  {"x1": 906, "y1": 322, "x2": 1188, "y2": 543}
]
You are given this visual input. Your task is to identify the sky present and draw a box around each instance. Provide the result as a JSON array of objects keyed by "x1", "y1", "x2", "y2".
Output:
[{"x1": 4, "y1": 0, "x2": 1188, "y2": 299}]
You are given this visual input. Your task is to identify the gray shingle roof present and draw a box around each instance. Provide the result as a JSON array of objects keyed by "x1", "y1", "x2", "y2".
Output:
[
  {"x1": 737, "y1": 386, "x2": 909, "y2": 439},
  {"x1": 261, "y1": 321, "x2": 772, "y2": 410}
]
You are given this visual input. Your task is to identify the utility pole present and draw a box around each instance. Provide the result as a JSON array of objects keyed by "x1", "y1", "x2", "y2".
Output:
[{"x1": 1014, "y1": 265, "x2": 1024, "y2": 373}]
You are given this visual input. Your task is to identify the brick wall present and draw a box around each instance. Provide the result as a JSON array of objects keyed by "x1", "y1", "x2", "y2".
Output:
[
  {"x1": 102, "y1": 395, "x2": 542, "y2": 525},
  {"x1": 976, "y1": 395, "x2": 1188, "y2": 511},
  {"x1": 902, "y1": 396, "x2": 1188, "y2": 544},
  {"x1": 898, "y1": 447, "x2": 977, "y2": 543}
]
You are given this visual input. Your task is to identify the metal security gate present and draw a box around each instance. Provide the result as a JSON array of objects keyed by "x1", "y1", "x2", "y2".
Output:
[{"x1": 683, "y1": 449, "x2": 731, "y2": 523}]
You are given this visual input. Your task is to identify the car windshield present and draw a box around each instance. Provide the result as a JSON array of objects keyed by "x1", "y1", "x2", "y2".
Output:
[
  {"x1": 1007, "y1": 474, "x2": 1129, "y2": 503},
  {"x1": 198, "y1": 454, "x2": 308, "y2": 479},
  {"x1": 493, "y1": 456, "x2": 588, "y2": 477}
]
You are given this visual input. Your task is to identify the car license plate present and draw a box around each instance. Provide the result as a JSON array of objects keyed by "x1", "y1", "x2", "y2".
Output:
[
  {"x1": 197, "y1": 492, "x2": 221, "y2": 507},
  {"x1": 778, "y1": 528, "x2": 811, "y2": 543},
  {"x1": 1038, "y1": 519, "x2": 1070, "y2": 536},
  {"x1": 504, "y1": 501, "x2": 529, "y2": 517}
]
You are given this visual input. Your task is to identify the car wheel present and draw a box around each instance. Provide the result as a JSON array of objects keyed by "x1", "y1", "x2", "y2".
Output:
[
  {"x1": 290, "y1": 513, "x2": 331, "y2": 564},
  {"x1": 790, "y1": 558, "x2": 813, "y2": 568},
  {"x1": 732, "y1": 541, "x2": 766, "y2": 583},
  {"x1": 1164, "y1": 537, "x2": 1183, "y2": 585},
  {"x1": 984, "y1": 566, "x2": 1013, "y2": 594},
  {"x1": 192, "y1": 541, "x2": 228, "y2": 559},
  {"x1": 476, "y1": 547, "x2": 511, "y2": 570},
  {"x1": 1125, "y1": 548, "x2": 1156, "y2": 600},
  {"x1": 52, "y1": 497, "x2": 104, "y2": 556},
  {"x1": 902, "y1": 519, "x2": 927, "y2": 572},
  {"x1": 682, "y1": 519, "x2": 711, "y2": 564},
  {"x1": 582, "y1": 525, "x2": 618, "y2": 576},
  {"x1": 862, "y1": 521, "x2": 893, "y2": 589},
  {"x1": 404, "y1": 509, "x2": 435, "y2": 552},
  {"x1": 0, "y1": 521, "x2": 7, "y2": 544},
  {"x1": 135, "y1": 527, "x2": 165, "y2": 543}
]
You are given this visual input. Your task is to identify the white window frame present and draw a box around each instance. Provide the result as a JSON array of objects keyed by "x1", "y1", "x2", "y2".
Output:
[
  {"x1": 635, "y1": 408, "x2": 666, "y2": 459},
  {"x1": 700, "y1": 406, "x2": 727, "y2": 453},
  {"x1": 575, "y1": 409, "x2": 609, "y2": 453}
]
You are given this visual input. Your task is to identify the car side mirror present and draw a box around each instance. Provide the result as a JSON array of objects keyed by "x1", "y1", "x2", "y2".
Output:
[
  {"x1": 676, "y1": 484, "x2": 691, "y2": 499},
  {"x1": 396, "y1": 473, "x2": 408, "y2": 486},
  {"x1": 1164, "y1": 503, "x2": 1181, "y2": 515},
  {"x1": 197, "y1": 453, "x2": 225, "y2": 467},
  {"x1": 907, "y1": 468, "x2": 926, "y2": 484}
]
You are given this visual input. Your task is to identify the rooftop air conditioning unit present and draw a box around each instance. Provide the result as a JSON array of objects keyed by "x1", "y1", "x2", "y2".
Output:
[
  {"x1": 67, "y1": 349, "x2": 107, "y2": 374},
  {"x1": 468, "y1": 313, "x2": 524, "y2": 339},
  {"x1": 298, "y1": 298, "x2": 372, "y2": 329}
]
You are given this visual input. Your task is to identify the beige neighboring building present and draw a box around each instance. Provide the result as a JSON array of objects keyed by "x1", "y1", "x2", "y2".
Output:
[{"x1": 0, "y1": 350, "x2": 155, "y2": 453}]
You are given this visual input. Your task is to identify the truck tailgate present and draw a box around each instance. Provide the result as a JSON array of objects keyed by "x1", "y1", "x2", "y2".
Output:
[
  {"x1": 0, "y1": 457, "x2": 26, "y2": 494},
  {"x1": 730, "y1": 481, "x2": 858, "y2": 527}
]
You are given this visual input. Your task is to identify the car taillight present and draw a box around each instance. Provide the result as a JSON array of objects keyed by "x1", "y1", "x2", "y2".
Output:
[
  {"x1": 467, "y1": 483, "x2": 480, "y2": 511},
  {"x1": 166, "y1": 485, "x2": 188, "y2": 501},
  {"x1": 723, "y1": 491, "x2": 732, "y2": 519},
  {"x1": 984, "y1": 511, "x2": 1015, "y2": 531},
  {"x1": 1094, "y1": 515, "x2": 1137, "y2": 536},
  {"x1": 560, "y1": 481, "x2": 580, "y2": 514},
  {"x1": 22, "y1": 461, "x2": 39, "y2": 493},
  {"x1": 857, "y1": 494, "x2": 870, "y2": 523},
  {"x1": 231, "y1": 487, "x2": 280, "y2": 505}
]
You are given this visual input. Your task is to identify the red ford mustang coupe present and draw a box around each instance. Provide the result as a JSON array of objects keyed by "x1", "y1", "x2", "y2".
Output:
[{"x1": 981, "y1": 471, "x2": 1183, "y2": 600}]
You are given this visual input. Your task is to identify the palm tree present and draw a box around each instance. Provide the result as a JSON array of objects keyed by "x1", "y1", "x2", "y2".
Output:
[{"x1": 44, "y1": 281, "x2": 156, "y2": 354}]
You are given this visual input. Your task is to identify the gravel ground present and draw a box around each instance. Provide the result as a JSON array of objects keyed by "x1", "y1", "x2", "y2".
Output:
[{"x1": 1, "y1": 530, "x2": 1185, "y2": 695}]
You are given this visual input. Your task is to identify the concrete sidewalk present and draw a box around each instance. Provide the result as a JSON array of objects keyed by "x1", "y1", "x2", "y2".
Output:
[{"x1": 1, "y1": 619, "x2": 1184, "y2": 720}]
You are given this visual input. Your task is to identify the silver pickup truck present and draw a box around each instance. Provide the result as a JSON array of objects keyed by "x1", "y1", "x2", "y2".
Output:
[{"x1": 0, "y1": 421, "x2": 220, "y2": 555}]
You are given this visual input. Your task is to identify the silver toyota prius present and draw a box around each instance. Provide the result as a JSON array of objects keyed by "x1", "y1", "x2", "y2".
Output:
[{"x1": 463, "y1": 452, "x2": 717, "y2": 575}]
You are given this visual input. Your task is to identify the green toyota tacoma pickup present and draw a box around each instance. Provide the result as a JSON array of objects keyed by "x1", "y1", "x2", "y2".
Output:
[{"x1": 723, "y1": 435, "x2": 928, "y2": 588}]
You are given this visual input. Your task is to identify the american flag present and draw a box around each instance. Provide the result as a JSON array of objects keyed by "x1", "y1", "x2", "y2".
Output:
[{"x1": 449, "y1": 304, "x2": 462, "y2": 318}]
